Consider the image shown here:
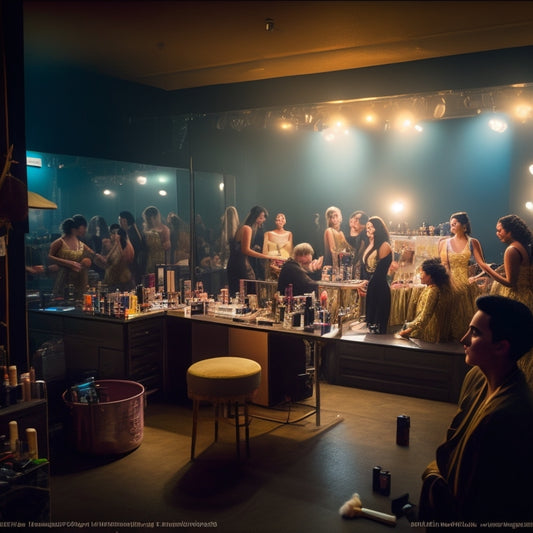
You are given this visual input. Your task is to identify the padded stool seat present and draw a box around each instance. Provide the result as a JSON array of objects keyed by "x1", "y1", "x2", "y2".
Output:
[{"x1": 187, "y1": 357, "x2": 261, "y2": 459}]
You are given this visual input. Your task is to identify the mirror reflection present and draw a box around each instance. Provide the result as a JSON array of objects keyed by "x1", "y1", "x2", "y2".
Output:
[{"x1": 25, "y1": 82, "x2": 533, "y2": 308}]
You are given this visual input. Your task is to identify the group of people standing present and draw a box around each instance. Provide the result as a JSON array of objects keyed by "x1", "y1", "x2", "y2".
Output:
[
  {"x1": 225, "y1": 204, "x2": 533, "y2": 349},
  {"x1": 47, "y1": 206, "x2": 190, "y2": 302}
]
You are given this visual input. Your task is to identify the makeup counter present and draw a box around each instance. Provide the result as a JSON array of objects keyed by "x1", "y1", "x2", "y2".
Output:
[{"x1": 28, "y1": 266, "x2": 467, "y2": 414}]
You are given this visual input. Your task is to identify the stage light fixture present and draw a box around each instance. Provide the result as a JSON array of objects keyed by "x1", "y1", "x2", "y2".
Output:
[{"x1": 488, "y1": 117, "x2": 508, "y2": 133}]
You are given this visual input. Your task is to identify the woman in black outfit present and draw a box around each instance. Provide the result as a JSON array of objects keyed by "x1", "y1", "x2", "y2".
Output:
[
  {"x1": 226, "y1": 205, "x2": 273, "y2": 296},
  {"x1": 363, "y1": 216, "x2": 392, "y2": 334}
]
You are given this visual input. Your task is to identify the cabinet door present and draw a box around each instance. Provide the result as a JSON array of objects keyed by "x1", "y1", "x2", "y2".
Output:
[
  {"x1": 127, "y1": 318, "x2": 164, "y2": 392},
  {"x1": 228, "y1": 328, "x2": 269, "y2": 406},
  {"x1": 63, "y1": 318, "x2": 125, "y2": 382}
]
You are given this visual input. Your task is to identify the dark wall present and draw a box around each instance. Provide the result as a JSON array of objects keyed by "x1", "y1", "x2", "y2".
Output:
[
  {"x1": 25, "y1": 46, "x2": 533, "y2": 166},
  {"x1": 24, "y1": 46, "x2": 533, "y2": 265}
]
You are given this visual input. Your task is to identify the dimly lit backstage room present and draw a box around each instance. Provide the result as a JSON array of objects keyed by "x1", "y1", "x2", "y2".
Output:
[{"x1": 2, "y1": 1, "x2": 533, "y2": 531}]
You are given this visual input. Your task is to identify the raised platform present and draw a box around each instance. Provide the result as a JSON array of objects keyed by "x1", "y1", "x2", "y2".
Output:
[{"x1": 324, "y1": 321, "x2": 468, "y2": 403}]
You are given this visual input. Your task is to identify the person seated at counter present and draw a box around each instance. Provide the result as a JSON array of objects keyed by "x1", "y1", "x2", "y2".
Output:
[
  {"x1": 277, "y1": 243, "x2": 323, "y2": 296},
  {"x1": 398, "y1": 258, "x2": 453, "y2": 343}
]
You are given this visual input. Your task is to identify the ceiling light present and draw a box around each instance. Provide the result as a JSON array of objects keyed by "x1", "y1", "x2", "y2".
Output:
[
  {"x1": 433, "y1": 97, "x2": 446, "y2": 118},
  {"x1": 488, "y1": 117, "x2": 508, "y2": 133}
]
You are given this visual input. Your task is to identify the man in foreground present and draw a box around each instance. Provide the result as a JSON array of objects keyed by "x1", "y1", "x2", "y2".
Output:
[{"x1": 419, "y1": 295, "x2": 533, "y2": 526}]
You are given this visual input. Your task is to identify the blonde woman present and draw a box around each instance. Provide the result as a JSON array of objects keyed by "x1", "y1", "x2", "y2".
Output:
[{"x1": 323, "y1": 206, "x2": 351, "y2": 268}]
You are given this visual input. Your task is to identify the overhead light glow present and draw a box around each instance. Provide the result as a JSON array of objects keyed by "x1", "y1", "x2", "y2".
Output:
[
  {"x1": 488, "y1": 117, "x2": 508, "y2": 133},
  {"x1": 136, "y1": 176, "x2": 147, "y2": 185},
  {"x1": 391, "y1": 201, "x2": 404, "y2": 214},
  {"x1": 158, "y1": 189, "x2": 167, "y2": 196},
  {"x1": 526, "y1": 201, "x2": 533, "y2": 210},
  {"x1": 103, "y1": 189, "x2": 112, "y2": 196},
  {"x1": 514, "y1": 104, "x2": 532, "y2": 122},
  {"x1": 528, "y1": 164, "x2": 533, "y2": 175}
]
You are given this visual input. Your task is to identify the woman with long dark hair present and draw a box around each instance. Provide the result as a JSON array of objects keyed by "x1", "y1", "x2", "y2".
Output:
[
  {"x1": 363, "y1": 215, "x2": 392, "y2": 333},
  {"x1": 399, "y1": 258, "x2": 453, "y2": 343},
  {"x1": 438, "y1": 211, "x2": 485, "y2": 340},
  {"x1": 479, "y1": 214, "x2": 533, "y2": 307},
  {"x1": 226, "y1": 205, "x2": 274, "y2": 296},
  {"x1": 103, "y1": 225, "x2": 135, "y2": 291}
]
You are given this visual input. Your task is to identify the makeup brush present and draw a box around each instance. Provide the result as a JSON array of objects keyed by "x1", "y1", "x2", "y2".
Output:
[{"x1": 339, "y1": 493, "x2": 397, "y2": 526}]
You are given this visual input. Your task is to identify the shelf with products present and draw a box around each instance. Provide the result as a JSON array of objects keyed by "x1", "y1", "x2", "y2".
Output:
[{"x1": 0, "y1": 399, "x2": 50, "y2": 521}]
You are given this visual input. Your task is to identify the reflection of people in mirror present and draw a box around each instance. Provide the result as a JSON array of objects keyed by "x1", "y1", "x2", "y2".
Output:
[
  {"x1": 220, "y1": 206, "x2": 239, "y2": 267},
  {"x1": 103, "y1": 225, "x2": 135, "y2": 291},
  {"x1": 142, "y1": 206, "x2": 170, "y2": 274},
  {"x1": 167, "y1": 212, "x2": 190, "y2": 265},
  {"x1": 48, "y1": 217, "x2": 103, "y2": 303}
]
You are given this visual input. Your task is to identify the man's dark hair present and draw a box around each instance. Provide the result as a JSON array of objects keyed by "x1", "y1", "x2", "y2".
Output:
[{"x1": 476, "y1": 295, "x2": 533, "y2": 361}]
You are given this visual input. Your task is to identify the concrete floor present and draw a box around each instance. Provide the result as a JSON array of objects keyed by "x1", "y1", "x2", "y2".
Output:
[{"x1": 49, "y1": 382, "x2": 457, "y2": 533}]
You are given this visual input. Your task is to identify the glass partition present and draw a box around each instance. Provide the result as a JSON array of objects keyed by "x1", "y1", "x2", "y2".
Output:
[
  {"x1": 25, "y1": 152, "x2": 192, "y2": 303},
  {"x1": 25, "y1": 82, "x2": 533, "y2": 308}
]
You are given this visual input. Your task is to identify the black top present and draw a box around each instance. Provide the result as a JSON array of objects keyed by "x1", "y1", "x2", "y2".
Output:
[{"x1": 277, "y1": 258, "x2": 318, "y2": 296}]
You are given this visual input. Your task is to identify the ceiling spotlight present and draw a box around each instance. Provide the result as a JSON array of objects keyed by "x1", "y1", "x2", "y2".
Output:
[
  {"x1": 265, "y1": 18, "x2": 274, "y2": 31},
  {"x1": 433, "y1": 97, "x2": 446, "y2": 119},
  {"x1": 488, "y1": 117, "x2": 508, "y2": 133}
]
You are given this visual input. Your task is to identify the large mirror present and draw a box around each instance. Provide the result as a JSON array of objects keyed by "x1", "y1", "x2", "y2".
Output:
[{"x1": 25, "y1": 83, "x2": 533, "y2": 301}]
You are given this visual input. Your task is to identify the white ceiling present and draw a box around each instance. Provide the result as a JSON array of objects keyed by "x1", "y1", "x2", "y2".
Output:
[{"x1": 23, "y1": 0, "x2": 533, "y2": 92}]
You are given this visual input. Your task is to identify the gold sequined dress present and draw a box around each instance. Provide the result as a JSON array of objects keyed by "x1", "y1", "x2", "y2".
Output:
[
  {"x1": 490, "y1": 253, "x2": 533, "y2": 388},
  {"x1": 440, "y1": 238, "x2": 480, "y2": 340},
  {"x1": 53, "y1": 238, "x2": 89, "y2": 301},
  {"x1": 404, "y1": 284, "x2": 452, "y2": 343},
  {"x1": 144, "y1": 230, "x2": 166, "y2": 274}
]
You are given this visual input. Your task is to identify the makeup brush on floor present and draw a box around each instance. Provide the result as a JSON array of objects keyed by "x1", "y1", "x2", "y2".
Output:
[{"x1": 339, "y1": 492, "x2": 397, "y2": 526}]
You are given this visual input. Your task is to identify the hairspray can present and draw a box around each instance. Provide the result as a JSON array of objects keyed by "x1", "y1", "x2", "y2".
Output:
[
  {"x1": 372, "y1": 465, "x2": 382, "y2": 492},
  {"x1": 396, "y1": 415, "x2": 410, "y2": 447},
  {"x1": 379, "y1": 470, "x2": 391, "y2": 496}
]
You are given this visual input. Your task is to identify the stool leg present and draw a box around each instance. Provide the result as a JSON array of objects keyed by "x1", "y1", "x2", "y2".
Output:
[
  {"x1": 244, "y1": 399, "x2": 251, "y2": 458},
  {"x1": 234, "y1": 401, "x2": 240, "y2": 459},
  {"x1": 191, "y1": 399, "x2": 199, "y2": 460},
  {"x1": 214, "y1": 401, "x2": 219, "y2": 442}
]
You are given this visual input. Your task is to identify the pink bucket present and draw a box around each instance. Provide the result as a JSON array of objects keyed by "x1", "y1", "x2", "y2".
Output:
[{"x1": 63, "y1": 380, "x2": 145, "y2": 455}]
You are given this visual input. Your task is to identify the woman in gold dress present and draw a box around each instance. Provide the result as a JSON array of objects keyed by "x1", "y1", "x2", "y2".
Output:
[
  {"x1": 438, "y1": 212, "x2": 485, "y2": 340},
  {"x1": 323, "y1": 206, "x2": 352, "y2": 271},
  {"x1": 48, "y1": 217, "x2": 103, "y2": 303},
  {"x1": 478, "y1": 214, "x2": 533, "y2": 308},
  {"x1": 103, "y1": 226, "x2": 135, "y2": 291},
  {"x1": 398, "y1": 258, "x2": 453, "y2": 343},
  {"x1": 477, "y1": 214, "x2": 533, "y2": 386},
  {"x1": 142, "y1": 206, "x2": 171, "y2": 275}
]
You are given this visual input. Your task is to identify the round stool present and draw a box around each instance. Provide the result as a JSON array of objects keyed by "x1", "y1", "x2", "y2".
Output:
[{"x1": 187, "y1": 356, "x2": 261, "y2": 460}]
